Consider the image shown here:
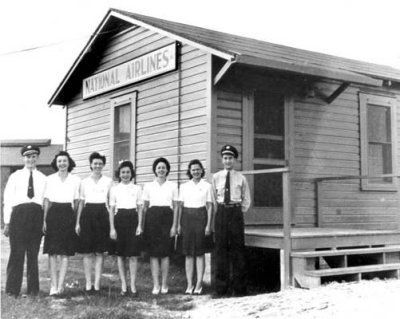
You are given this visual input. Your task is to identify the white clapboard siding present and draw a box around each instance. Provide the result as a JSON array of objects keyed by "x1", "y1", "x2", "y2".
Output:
[
  {"x1": 293, "y1": 81, "x2": 400, "y2": 229},
  {"x1": 397, "y1": 95, "x2": 400, "y2": 170},
  {"x1": 65, "y1": 25, "x2": 209, "y2": 188},
  {"x1": 215, "y1": 90, "x2": 243, "y2": 171}
]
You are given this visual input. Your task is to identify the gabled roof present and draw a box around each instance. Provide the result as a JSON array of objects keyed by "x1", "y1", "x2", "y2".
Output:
[{"x1": 49, "y1": 8, "x2": 400, "y2": 106}]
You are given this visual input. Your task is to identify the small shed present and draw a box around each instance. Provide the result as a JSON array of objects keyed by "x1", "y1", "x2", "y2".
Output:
[{"x1": 49, "y1": 9, "x2": 400, "y2": 289}]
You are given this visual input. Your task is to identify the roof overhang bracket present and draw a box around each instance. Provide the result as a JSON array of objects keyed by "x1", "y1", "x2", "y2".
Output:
[
  {"x1": 325, "y1": 82, "x2": 350, "y2": 104},
  {"x1": 213, "y1": 58, "x2": 237, "y2": 85}
]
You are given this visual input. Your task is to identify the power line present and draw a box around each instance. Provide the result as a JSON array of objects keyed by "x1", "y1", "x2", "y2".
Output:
[{"x1": 0, "y1": 27, "x2": 124, "y2": 57}]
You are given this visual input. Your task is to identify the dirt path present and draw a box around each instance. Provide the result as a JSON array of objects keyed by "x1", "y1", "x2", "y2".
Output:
[{"x1": 189, "y1": 279, "x2": 400, "y2": 319}]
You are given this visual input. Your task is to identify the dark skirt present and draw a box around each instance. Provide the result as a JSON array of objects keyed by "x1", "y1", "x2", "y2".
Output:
[
  {"x1": 77, "y1": 203, "x2": 110, "y2": 254},
  {"x1": 181, "y1": 207, "x2": 207, "y2": 256},
  {"x1": 111, "y1": 209, "x2": 143, "y2": 257},
  {"x1": 144, "y1": 206, "x2": 174, "y2": 258},
  {"x1": 43, "y1": 202, "x2": 77, "y2": 256}
]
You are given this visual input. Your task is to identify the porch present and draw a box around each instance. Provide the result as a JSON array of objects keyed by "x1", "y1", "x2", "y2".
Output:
[
  {"x1": 245, "y1": 226, "x2": 400, "y2": 289},
  {"x1": 241, "y1": 168, "x2": 400, "y2": 289},
  {"x1": 245, "y1": 226, "x2": 400, "y2": 250}
]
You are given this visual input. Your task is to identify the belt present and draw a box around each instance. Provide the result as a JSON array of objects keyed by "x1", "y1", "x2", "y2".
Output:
[{"x1": 218, "y1": 203, "x2": 241, "y2": 208}]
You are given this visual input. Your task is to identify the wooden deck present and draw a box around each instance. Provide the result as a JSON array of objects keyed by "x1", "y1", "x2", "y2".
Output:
[{"x1": 245, "y1": 226, "x2": 400, "y2": 250}]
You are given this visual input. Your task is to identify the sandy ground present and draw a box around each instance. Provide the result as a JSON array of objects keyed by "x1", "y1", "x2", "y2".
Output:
[
  {"x1": 189, "y1": 279, "x2": 400, "y2": 319},
  {"x1": 2, "y1": 234, "x2": 400, "y2": 319}
]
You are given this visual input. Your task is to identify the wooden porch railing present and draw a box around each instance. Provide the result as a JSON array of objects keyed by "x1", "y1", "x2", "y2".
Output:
[
  {"x1": 241, "y1": 167, "x2": 292, "y2": 289},
  {"x1": 314, "y1": 174, "x2": 400, "y2": 227}
]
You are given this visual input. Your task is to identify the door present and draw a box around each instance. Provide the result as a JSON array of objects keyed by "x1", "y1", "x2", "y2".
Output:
[{"x1": 243, "y1": 90, "x2": 288, "y2": 224}]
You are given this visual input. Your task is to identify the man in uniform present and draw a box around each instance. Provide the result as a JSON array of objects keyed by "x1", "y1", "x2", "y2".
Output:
[
  {"x1": 212, "y1": 145, "x2": 251, "y2": 296},
  {"x1": 3, "y1": 145, "x2": 46, "y2": 297}
]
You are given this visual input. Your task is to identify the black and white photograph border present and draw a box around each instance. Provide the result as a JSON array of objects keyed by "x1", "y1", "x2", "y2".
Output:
[{"x1": 1, "y1": 0, "x2": 400, "y2": 318}]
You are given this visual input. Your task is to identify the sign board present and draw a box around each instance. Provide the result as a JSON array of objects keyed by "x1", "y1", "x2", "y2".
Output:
[{"x1": 83, "y1": 43, "x2": 177, "y2": 99}]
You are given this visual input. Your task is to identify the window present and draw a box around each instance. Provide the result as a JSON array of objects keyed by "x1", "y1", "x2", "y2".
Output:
[
  {"x1": 110, "y1": 92, "x2": 137, "y2": 177},
  {"x1": 360, "y1": 93, "x2": 397, "y2": 190}
]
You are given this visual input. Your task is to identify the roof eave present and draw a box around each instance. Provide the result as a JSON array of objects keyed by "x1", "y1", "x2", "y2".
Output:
[
  {"x1": 48, "y1": 9, "x2": 235, "y2": 107},
  {"x1": 237, "y1": 55, "x2": 383, "y2": 87}
]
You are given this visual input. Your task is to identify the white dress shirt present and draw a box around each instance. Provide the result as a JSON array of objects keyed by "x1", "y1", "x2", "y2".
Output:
[
  {"x1": 212, "y1": 169, "x2": 251, "y2": 212},
  {"x1": 3, "y1": 168, "x2": 47, "y2": 224},
  {"x1": 44, "y1": 173, "x2": 80, "y2": 204},
  {"x1": 80, "y1": 175, "x2": 112, "y2": 204},
  {"x1": 109, "y1": 182, "x2": 143, "y2": 210},
  {"x1": 142, "y1": 179, "x2": 178, "y2": 208},
  {"x1": 179, "y1": 179, "x2": 213, "y2": 208}
]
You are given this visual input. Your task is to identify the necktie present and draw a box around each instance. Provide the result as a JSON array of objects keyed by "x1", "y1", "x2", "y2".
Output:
[
  {"x1": 224, "y1": 171, "x2": 230, "y2": 204},
  {"x1": 28, "y1": 171, "x2": 34, "y2": 199}
]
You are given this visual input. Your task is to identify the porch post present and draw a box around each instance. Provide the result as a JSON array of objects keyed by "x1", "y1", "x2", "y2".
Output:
[{"x1": 281, "y1": 171, "x2": 292, "y2": 289}]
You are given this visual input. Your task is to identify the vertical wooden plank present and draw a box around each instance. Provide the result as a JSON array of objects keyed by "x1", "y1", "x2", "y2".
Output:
[
  {"x1": 316, "y1": 181, "x2": 324, "y2": 227},
  {"x1": 131, "y1": 92, "x2": 138, "y2": 171},
  {"x1": 242, "y1": 92, "x2": 254, "y2": 195},
  {"x1": 279, "y1": 249, "x2": 285, "y2": 289},
  {"x1": 285, "y1": 96, "x2": 295, "y2": 222},
  {"x1": 206, "y1": 53, "x2": 217, "y2": 179},
  {"x1": 205, "y1": 54, "x2": 217, "y2": 287},
  {"x1": 282, "y1": 171, "x2": 292, "y2": 289},
  {"x1": 109, "y1": 100, "x2": 115, "y2": 175}
]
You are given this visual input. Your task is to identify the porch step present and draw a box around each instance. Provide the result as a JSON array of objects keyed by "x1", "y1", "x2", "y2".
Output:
[
  {"x1": 305, "y1": 263, "x2": 400, "y2": 277},
  {"x1": 291, "y1": 245, "x2": 400, "y2": 258},
  {"x1": 299, "y1": 264, "x2": 400, "y2": 289},
  {"x1": 291, "y1": 245, "x2": 400, "y2": 288}
]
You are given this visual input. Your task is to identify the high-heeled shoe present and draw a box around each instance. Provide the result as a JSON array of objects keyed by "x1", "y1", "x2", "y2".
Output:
[
  {"x1": 194, "y1": 286, "x2": 203, "y2": 295},
  {"x1": 160, "y1": 286, "x2": 168, "y2": 294},
  {"x1": 49, "y1": 287, "x2": 58, "y2": 297},
  {"x1": 185, "y1": 286, "x2": 194, "y2": 295},
  {"x1": 152, "y1": 286, "x2": 161, "y2": 295}
]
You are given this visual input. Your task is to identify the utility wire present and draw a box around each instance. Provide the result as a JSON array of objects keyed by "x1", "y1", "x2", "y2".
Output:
[{"x1": 0, "y1": 27, "x2": 125, "y2": 57}]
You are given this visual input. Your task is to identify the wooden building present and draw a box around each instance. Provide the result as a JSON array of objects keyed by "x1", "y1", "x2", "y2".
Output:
[{"x1": 49, "y1": 9, "x2": 400, "y2": 289}]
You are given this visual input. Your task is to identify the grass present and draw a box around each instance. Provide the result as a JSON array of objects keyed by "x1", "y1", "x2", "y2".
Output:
[{"x1": 1, "y1": 236, "x2": 196, "y2": 319}]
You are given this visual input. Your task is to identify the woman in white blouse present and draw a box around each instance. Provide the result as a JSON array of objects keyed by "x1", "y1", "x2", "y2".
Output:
[
  {"x1": 142, "y1": 157, "x2": 178, "y2": 295},
  {"x1": 178, "y1": 159, "x2": 213, "y2": 295},
  {"x1": 109, "y1": 161, "x2": 143, "y2": 296},
  {"x1": 43, "y1": 151, "x2": 80, "y2": 297},
  {"x1": 75, "y1": 152, "x2": 113, "y2": 294}
]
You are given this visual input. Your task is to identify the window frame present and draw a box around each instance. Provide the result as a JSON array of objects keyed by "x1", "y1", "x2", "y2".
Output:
[
  {"x1": 359, "y1": 92, "x2": 398, "y2": 191},
  {"x1": 110, "y1": 91, "x2": 137, "y2": 179}
]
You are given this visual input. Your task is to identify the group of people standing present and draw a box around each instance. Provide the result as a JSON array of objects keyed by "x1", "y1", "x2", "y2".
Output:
[{"x1": 3, "y1": 144, "x2": 250, "y2": 299}]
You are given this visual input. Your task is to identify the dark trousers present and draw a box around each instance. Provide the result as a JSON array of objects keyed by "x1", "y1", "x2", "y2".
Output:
[
  {"x1": 6, "y1": 203, "x2": 43, "y2": 296},
  {"x1": 214, "y1": 204, "x2": 247, "y2": 295}
]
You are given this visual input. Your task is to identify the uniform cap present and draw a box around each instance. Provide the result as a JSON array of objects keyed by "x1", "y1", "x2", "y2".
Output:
[
  {"x1": 221, "y1": 145, "x2": 238, "y2": 158},
  {"x1": 21, "y1": 145, "x2": 40, "y2": 156}
]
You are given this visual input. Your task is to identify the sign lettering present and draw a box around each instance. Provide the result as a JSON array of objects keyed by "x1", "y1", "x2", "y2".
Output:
[{"x1": 83, "y1": 43, "x2": 177, "y2": 99}]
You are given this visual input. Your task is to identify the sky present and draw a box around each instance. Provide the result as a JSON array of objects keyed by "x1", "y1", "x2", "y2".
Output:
[{"x1": 1, "y1": 0, "x2": 399, "y2": 145}]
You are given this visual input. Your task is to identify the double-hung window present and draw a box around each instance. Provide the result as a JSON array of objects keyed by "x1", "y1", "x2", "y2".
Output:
[
  {"x1": 359, "y1": 93, "x2": 397, "y2": 190},
  {"x1": 110, "y1": 92, "x2": 137, "y2": 176}
]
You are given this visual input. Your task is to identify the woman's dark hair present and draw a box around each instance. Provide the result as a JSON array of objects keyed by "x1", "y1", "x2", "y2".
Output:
[
  {"x1": 115, "y1": 160, "x2": 135, "y2": 181},
  {"x1": 89, "y1": 152, "x2": 106, "y2": 169},
  {"x1": 186, "y1": 159, "x2": 205, "y2": 179},
  {"x1": 152, "y1": 157, "x2": 170, "y2": 176},
  {"x1": 51, "y1": 151, "x2": 76, "y2": 172}
]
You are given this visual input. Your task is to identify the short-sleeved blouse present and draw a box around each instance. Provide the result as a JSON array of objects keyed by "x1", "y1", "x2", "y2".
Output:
[
  {"x1": 179, "y1": 179, "x2": 213, "y2": 208},
  {"x1": 44, "y1": 173, "x2": 80, "y2": 204},
  {"x1": 142, "y1": 180, "x2": 178, "y2": 208},
  {"x1": 80, "y1": 175, "x2": 112, "y2": 204},
  {"x1": 109, "y1": 183, "x2": 142, "y2": 210}
]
